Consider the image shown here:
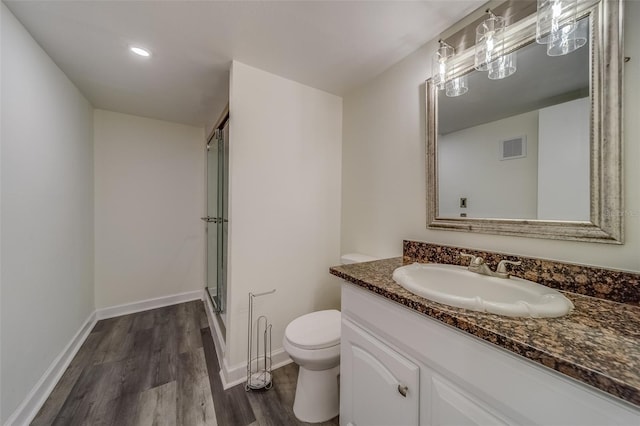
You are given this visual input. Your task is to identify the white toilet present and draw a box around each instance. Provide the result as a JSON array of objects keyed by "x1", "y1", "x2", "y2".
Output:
[
  {"x1": 284, "y1": 309, "x2": 341, "y2": 423},
  {"x1": 283, "y1": 253, "x2": 378, "y2": 423}
]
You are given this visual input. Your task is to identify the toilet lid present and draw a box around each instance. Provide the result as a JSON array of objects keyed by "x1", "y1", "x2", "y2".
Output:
[{"x1": 285, "y1": 310, "x2": 341, "y2": 350}]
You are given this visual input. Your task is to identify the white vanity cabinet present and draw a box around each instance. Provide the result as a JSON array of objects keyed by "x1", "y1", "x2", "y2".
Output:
[
  {"x1": 341, "y1": 318, "x2": 420, "y2": 426},
  {"x1": 340, "y1": 283, "x2": 640, "y2": 426}
]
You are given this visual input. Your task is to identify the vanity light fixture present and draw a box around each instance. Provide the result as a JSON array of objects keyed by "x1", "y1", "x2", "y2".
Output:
[
  {"x1": 432, "y1": 40, "x2": 455, "y2": 90},
  {"x1": 477, "y1": 9, "x2": 516, "y2": 80},
  {"x1": 432, "y1": 8, "x2": 517, "y2": 98},
  {"x1": 432, "y1": 40, "x2": 467, "y2": 97},
  {"x1": 129, "y1": 46, "x2": 151, "y2": 57},
  {"x1": 475, "y1": 9, "x2": 505, "y2": 71},
  {"x1": 536, "y1": 0, "x2": 586, "y2": 56}
]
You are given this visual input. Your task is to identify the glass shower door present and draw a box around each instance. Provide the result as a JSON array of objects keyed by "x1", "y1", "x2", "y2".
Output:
[{"x1": 205, "y1": 120, "x2": 228, "y2": 313}]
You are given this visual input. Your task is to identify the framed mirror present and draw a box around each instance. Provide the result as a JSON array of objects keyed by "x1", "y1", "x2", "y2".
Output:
[{"x1": 426, "y1": 0, "x2": 624, "y2": 243}]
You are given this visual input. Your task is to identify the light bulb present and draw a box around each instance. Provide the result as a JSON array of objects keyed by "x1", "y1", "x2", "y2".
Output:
[{"x1": 130, "y1": 46, "x2": 151, "y2": 57}]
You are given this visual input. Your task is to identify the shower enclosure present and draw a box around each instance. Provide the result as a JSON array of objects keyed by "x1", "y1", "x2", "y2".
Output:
[{"x1": 203, "y1": 117, "x2": 229, "y2": 316}]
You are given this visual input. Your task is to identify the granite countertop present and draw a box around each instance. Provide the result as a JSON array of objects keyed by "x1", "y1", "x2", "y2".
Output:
[{"x1": 330, "y1": 257, "x2": 640, "y2": 408}]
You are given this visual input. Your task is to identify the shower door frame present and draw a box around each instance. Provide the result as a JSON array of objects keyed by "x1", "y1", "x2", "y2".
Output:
[{"x1": 204, "y1": 110, "x2": 229, "y2": 314}]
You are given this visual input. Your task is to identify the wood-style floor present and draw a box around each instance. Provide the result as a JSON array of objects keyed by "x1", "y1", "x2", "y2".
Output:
[{"x1": 32, "y1": 301, "x2": 339, "y2": 426}]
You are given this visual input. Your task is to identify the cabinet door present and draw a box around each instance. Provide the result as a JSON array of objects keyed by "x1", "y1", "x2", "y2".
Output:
[
  {"x1": 428, "y1": 374, "x2": 509, "y2": 426},
  {"x1": 341, "y1": 319, "x2": 419, "y2": 426}
]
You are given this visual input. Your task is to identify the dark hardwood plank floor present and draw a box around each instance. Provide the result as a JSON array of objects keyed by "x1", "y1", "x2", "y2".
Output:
[
  {"x1": 201, "y1": 328, "x2": 255, "y2": 426},
  {"x1": 32, "y1": 300, "x2": 339, "y2": 426},
  {"x1": 201, "y1": 327, "x2": 339, "y2": 426},
  {"x1": 33, "y1": 301, "x2": 214, "y2": 426}
]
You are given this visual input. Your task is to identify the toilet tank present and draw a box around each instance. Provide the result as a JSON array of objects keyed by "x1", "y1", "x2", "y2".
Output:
[{"x1": 340, "y1": 253, "x2": 379, "y2": 265}]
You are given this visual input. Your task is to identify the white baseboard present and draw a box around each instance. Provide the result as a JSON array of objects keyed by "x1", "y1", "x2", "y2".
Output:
[
  {"x1": 95, "y1": 289, "x2": 203, "y2": 320},
  {"x1": 4, "y1": 311, "x2": 97, "y2": 426},
  {"x1": 220, "y1": 348, "x2": 292, "y2": 390},
  {"x1": 5, "y1": 289, "x2": 204, "y2": 426}
]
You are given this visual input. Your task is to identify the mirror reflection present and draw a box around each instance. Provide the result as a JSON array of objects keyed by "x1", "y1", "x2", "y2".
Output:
[{"x1": 437, "y1": 18, "x2": 589, "y2": 221}]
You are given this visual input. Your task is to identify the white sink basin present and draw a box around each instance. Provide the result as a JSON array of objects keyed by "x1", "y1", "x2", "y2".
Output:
[{"x1": 392, "y1": 263, "x2": 574, "y2": 318}]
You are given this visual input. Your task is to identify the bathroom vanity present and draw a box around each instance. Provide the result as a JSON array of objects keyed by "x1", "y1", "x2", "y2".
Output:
[
  {"x1": 332, "y1": 0, "x2": 634, "y2": 422},
  {"x1": 331, "y1": 256, "x2": 640, "y2": 426}
]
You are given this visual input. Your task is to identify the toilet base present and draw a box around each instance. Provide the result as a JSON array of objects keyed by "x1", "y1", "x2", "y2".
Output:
[{"x1": 293, "y1": 365, "x2": 340, "y2": 423}]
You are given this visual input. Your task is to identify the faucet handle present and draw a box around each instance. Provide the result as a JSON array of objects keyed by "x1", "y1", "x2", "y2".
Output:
[
  {"x1": 496, "y1": 259, "x2": 522, "y2": 274},
  {"x1": 460, "y1": 252, "x2": 483, "y2": 265}
]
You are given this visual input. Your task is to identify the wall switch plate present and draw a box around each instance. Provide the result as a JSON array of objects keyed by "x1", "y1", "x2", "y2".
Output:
[{"x1": 460, "y1": 197, "x2": 467, "y2": 208}]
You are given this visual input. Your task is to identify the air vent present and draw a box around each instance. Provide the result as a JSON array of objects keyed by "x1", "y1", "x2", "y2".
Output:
[{"x1": 500, "y1": 136, "x2": 527, "y2": 160}]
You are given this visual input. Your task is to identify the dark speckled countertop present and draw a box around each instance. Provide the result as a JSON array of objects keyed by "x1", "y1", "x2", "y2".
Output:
[{"x1": 330, "y1": 257, "x2": 640, "y2": 408}]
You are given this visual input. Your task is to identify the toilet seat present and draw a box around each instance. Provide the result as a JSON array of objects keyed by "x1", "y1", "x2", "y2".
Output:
[{"x1": 285, "y1": 309, "x2": 341, "y2": 350}]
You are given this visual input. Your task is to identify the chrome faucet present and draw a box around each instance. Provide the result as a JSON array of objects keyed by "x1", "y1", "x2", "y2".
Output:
[
  {"x1": 494, "y1": 259, "x2": 522, "y2": 278},
  {"x1": 460, "y1": 252, "x2": 521, "y2": 279}
]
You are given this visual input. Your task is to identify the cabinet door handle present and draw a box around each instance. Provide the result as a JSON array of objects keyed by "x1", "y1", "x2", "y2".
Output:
[{"x1": 397, "y1": 384, "x2": 408, "y2": 397}]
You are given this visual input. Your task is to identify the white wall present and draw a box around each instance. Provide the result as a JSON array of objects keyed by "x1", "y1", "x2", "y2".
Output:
[
  {"x1": 226, "y1": 61, "x2": 343, "y2": 369},
  {"x1": 439, "y1": 110, "x2": 539, "y2": 219},
  {"x1": 1, "y1": 4, "x2": 94, "y2": 422},
  {"x1": 341, "y1": 1, "x2": 640, "y2": 272},
  {"x1": 538, "y1": 97, "x2": 590, "y2": 221},
  {"x1": 94, "y1": 110, "x2": 205, "y2": 308}
]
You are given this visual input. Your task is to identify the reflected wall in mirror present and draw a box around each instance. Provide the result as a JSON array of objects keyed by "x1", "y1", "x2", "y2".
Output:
[
  {"x1": 426, "y1": 0, "x2": 624, "y2": 244},
  {"x1": 439, "y1": 19, "x2": 589, "y2": 221}
]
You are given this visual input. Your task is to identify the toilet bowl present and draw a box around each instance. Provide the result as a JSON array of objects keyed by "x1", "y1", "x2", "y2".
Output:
[
  {"x1": 284, "y1": 253, "x2": 379, "y2": 423},
  {"x1": 283, "y1": 309, "x2": 341, "y2": 423}
]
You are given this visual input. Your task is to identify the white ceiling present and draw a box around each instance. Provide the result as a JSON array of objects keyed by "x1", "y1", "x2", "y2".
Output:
[{"x1": 4, "y1": 0, "x2": 484, "y2": 128}]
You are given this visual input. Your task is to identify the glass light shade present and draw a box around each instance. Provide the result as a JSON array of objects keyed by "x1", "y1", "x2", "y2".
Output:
[
  {"x1": 536, "y1": 0, "x2": 578, "y2": 45},
  {"x1": 547, "y1": 16, "x2": 587, "y2": 56},
  {"x1": 445, "y1": 75, "x2": 468, "y2": 97},
  {"x1": 432, "y1": 41, "x2": 455, "y2": 89},
  {"x1": 488, "y1": 52, "x2": 517, "y2": 80},
  {"x1": 475, "y1": 13, "x2": 505, "y2": 71},
  {"x1": 536, "y1": 0, "x2": 554, "y2": 44}
]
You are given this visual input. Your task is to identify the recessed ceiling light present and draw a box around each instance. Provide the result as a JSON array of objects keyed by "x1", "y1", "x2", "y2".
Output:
[{"x1": 130, "y1": 46, "x2": 151, "y2": 57}]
